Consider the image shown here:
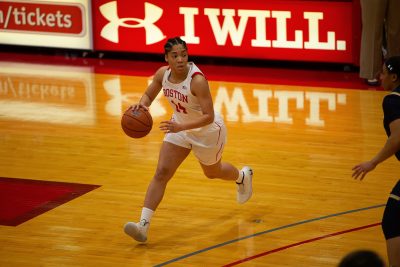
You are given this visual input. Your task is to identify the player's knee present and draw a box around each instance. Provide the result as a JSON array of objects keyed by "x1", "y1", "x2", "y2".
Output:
[
  {"x1": 154, "y1": 166, "x2": 174, "y2": 182},
  {"x1": 203, "y1": 170, "x2": 218, "y2": 179}
]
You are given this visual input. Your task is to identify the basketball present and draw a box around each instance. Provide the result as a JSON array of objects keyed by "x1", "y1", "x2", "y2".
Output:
[{"x1": 121, "y1": 106, "x2": 153, "y2": 138}]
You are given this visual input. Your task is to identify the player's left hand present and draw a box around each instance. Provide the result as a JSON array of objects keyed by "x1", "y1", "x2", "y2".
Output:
[
  {"x1": 352, "y1": 161, "x2": 376, "y2": 180},
  {"x1": 160, "y1": 120, "x2": 183, "y2": 133}
]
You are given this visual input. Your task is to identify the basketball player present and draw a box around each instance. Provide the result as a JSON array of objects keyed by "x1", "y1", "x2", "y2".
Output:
[
  {"x1": 124, "y1": 37, "x2": 253, "y2": 243},
  {"x1": 352, "y1": 56, "x2": 400, "y2": 267}
]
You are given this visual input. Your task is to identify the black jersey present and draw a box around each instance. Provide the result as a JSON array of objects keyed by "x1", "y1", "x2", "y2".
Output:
[{"x1": 383, "y1": 86, "x2": 400, "y2": 160}]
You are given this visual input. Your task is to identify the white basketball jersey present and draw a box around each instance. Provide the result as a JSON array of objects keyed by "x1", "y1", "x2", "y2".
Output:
[{"x1": 162, "y1": 62, "x2": 221, "y2": 132}]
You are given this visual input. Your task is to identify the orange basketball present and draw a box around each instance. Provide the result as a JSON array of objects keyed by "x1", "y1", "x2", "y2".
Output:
[{"x1": 121, "y1": 106, "x2": 153, "y2": 138}]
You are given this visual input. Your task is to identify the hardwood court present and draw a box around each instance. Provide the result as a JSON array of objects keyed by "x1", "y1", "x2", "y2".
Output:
[{"x1": 0, "y1": 55, "x2": 396, "y2": 266}]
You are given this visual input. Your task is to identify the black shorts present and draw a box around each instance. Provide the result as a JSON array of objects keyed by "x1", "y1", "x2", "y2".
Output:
[{"x1": 382, "y1": 180, "x2": 400, "y2": 240}]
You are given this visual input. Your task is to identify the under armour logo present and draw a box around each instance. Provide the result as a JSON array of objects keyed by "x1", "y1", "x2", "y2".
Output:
[{"x1": 99, "y1": 1, "x2": 166, "y2": 44}]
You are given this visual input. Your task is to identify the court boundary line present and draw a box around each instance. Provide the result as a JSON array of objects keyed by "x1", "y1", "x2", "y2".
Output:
[
  {"x1": 222, "y1": 222, "x2": 381, "y2": 266},
  {"x1": 153, "y1": 204, "x2": 385, "y2": 267}
]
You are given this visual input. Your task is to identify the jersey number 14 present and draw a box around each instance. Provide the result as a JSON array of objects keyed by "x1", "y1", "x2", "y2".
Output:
[{"x1": 172, "y1": 100, "x2": 187, "y2": 114}]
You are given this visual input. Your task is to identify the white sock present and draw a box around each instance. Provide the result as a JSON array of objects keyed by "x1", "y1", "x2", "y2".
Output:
[
  {"x1": 235, "y1": 170, "x2": 244, "y2": 184},
  {"x1": 139, "y1": 207, "x2": 154, "y2": 227}
]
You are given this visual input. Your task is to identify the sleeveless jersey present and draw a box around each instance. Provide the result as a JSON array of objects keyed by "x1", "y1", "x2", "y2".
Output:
[
  {"x1": 383, "y1": 87, "x2": 400, "y2": 160},
  {"x1": 162, "y1": 62, "x2": 221, "y2": 132}
]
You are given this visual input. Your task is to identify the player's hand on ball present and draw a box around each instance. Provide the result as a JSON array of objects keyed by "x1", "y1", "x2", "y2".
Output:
[
  {"x1": 121, "y1": 105, "x2": 153, "y2": 138},
  {"x1": 131, "y1": 103, "x2": 149, "y2": 112}
]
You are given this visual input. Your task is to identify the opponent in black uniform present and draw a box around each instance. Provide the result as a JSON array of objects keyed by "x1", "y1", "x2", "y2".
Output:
[{"x1": 353, "y1": 56, "x2": 400, "y2": 267}]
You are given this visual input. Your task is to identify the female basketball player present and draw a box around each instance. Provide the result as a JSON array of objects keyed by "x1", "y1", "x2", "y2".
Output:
[
  {"x1": 352, "y1": 56, "x2": 400, "y2": 267},
  {"x1": 124, "y1": 37, "x2": 253, "y2": 242}
]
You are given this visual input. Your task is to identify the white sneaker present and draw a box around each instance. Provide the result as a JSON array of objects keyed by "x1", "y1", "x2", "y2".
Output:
[
  {"x1": 237, "y1": 166, "x2": 253, "y2": 204},
  {"x1": 124, "y1": 220, "x2": 148, "y2": 242}
]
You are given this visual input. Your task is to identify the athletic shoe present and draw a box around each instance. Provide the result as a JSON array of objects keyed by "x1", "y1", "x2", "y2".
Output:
[
  {"x1": 237, "y1": 166, "x2": 253, "y2": 204},
  {"x1": 123, "y1": 220, "x2": 148, "y2": 242}
]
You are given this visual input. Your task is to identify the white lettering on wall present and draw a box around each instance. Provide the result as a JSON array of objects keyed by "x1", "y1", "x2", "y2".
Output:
[
  {"x1": 179, "y1": 6, "x2": 346, "y2": 50},
  {"x1": 179, "y1": 7, "x2": 200, "y2": 44},
  {"x1": 204, "y1": 8, "x2": 250, "y2": 46},
  {"x1": 304, "y1": 12, "x2": 335, "y2": 50},
  {"x1": 272, "y1": 11, "x2": 302, "y2": 48}
]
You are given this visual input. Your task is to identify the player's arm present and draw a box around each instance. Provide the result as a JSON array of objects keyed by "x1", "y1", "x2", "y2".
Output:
[
  {"x1": 370, "y1": 119, "x2": 400, "y2": 165},
  {"x1": 180, "y1": 75, "x2": 215, "y2": 130},
  {"x1": 135, "y1": 66, "x2": 167, "y2": 111},
  {"x1": 352, "y1": 118, "x2": 400, "y2": 180},
  {"x1": 160, "y1": 74, "x2": 214, "y2": 133}
]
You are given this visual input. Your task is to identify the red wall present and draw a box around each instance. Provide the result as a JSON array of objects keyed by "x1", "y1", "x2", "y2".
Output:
[
  {"x1": 92, "y1": 0, "x2": 361, "y2": 65},
  {"x1": 0, "y1": 0, "x2": 361, "y2": 65}
]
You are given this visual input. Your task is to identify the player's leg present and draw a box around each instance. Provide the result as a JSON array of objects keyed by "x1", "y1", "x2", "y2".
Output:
[
  {"x1": 191, "y1": 119, "x2": 239, "y2": 181},
  {"x1": 192, "y1": 119, "x2": 253, "y2": 204},
  {"x1": 200, "y1": 160, "x2": 253, "y2": 204},
  {"x1": 200, "y1": 160, "x2": 238, "y2": 180},
  {"x1": 144, "y1": 141, "x2": 191, "y2": 210},
  {"x1": 382, "y1": 180, "x2": 400, "y2": 266},
  {"x1": 124, "y1": 140, "x2": 190, "y2": 242}
]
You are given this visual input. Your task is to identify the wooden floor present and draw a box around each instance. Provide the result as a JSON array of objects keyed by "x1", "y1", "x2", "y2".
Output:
[{"x1": 0, "y1": 55, "x2": 396, "y2": 266}]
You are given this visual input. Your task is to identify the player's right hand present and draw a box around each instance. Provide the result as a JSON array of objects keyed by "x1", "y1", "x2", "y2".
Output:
[{"x1": 131, "y1": 103, "x2": 149, "y2": 112}]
